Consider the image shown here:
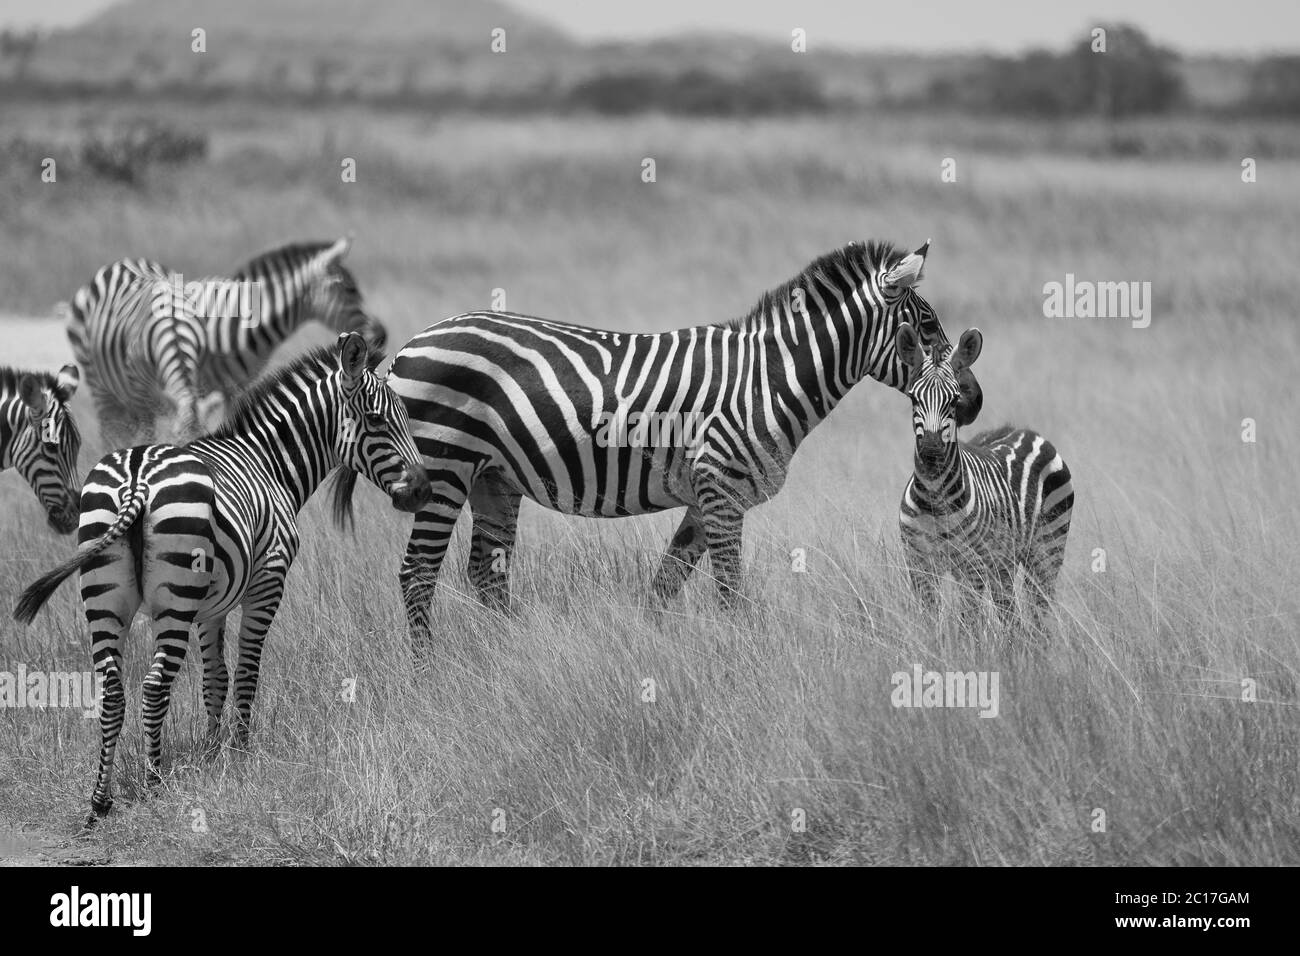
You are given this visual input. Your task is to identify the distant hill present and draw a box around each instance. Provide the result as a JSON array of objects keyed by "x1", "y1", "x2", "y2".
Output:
[
  {"x1": 81, "y1": 0, "x2": 572, "y2": 48},
  {"x1": 0, "y1": 0, "x2": 1275, "y2": 114},
  {"x1": 21, "y1": 0, "x2": 575, "y2": 95}
]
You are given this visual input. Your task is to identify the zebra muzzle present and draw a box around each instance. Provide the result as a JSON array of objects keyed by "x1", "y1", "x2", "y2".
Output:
[
  {"x1": 388, "y1": 464, "x2": 431, "y2": 513},
  {"x1": 48, "y1": 498, "x2": 80, "y2": 535}
]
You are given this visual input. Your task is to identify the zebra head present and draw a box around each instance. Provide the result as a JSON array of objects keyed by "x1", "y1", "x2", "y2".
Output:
[
  {"x1": 876, "y1": 240, "x2": 981, "y2": 427},
  {"x1": 9, "y1": 365, "x2": 82, "y2": 534},
  {"x1": 333, "y1": 332, "x2": 429, "y2": 514},
  {"x1": 897, "y1": 322, "x2": 983, "y2": 467},
  {"x1": 307, "y1": 237, "x2": 388, "y2": 351}
]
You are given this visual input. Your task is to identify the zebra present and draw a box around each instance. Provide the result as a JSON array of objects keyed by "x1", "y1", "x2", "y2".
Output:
[
  {"x1": 1, "y1": 364, "x2": 82, "y2": 534},
  {"x1": 13, "y1": 333, "x2": 430, "y2": 822},
  {"x1": 66, "y1": 237, "x2": 386, "y2": 447},
  {"x1": 895, "y1": 321, "x2": 1074, "y2": 626},
  {"x1": 375, "y1": 239, "x2": 983, "y2": 650}
]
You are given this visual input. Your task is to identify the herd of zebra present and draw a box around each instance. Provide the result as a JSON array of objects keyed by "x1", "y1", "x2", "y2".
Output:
[{"x1": 2, "y1": 235, "x2": 1073, "y2": 823}]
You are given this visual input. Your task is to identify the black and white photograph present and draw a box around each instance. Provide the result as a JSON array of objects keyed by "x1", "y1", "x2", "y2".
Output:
[{"x1": 0, "y1": 0, "x2": 1294, "y2": 907}]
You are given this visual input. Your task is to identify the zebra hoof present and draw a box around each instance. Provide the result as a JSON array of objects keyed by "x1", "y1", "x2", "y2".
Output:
[{"x1": 83, "y1": 797, "x2": 113, "y2": 830}]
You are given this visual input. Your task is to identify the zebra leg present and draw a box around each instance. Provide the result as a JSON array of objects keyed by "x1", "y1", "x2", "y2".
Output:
[
  {"x1": 399, "y1": 465, "x2": 472, "y2": 652},
  {"x1": 650, "y1": 507, "x2": 707, "y2": 603},
  {"x1": 988, "y1": 565, "x2": 1016, "y2": 631},
  {"x1": 696, "y1": 492, "x2": 748, "y2": 609},
  {"x1": 466, "y1": 473, "x2": 521, "y2": 613},
  {"x1": 93, "y1": 393, "x2": 137, "y2": 452},
  {"x1": 167, "y1": 388, "x2": 202, "y2": 444},
  {"x1": 196, "y1": 618, "x2": 229, "y2": 741},
  {"x1": 81, "y1": 547, "x2": 142, "y2": 821},
  {"x1": 140, "y1": 610, "x2": 196, "y2": 783},
  {"x1": 230, "y1": 561, "x2": 291, "y2": 748},
  {"x1": 1025, "y1": 548, "x2": 1066, "y2": 630},
  {"x1": 87, "y1": 649, "x2": 129, "y2": 823},
  {"x1": 904, "y1": 553, "x2": 942, "y2": 615}
]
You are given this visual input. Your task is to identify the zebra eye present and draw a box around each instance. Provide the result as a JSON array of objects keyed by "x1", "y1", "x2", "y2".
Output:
[{"x1": 364, "y1": 411, "x2": 385, "y2": 429}]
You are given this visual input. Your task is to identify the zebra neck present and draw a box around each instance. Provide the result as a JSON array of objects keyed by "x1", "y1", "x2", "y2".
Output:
[
  {"x1": 0, "y1": 398, "x2": 17, "y2": 469},
  {"x1": 911, "y1": 446, "x2": 968, "y2": 511},
  {"x1": 225, "y1": 388, "x2": 339, "y2": 514},
  {"x1": 750, "y1": 287, "x2": 898, "y2": 438},
  {"x1": 225, "y1": 258, "x2": 320, "y2": 356}
]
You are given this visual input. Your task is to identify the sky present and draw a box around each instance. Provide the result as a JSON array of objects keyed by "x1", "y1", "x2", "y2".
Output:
[{"x1": 0, "y1": 0, "x2": 1295, "y2": 54}]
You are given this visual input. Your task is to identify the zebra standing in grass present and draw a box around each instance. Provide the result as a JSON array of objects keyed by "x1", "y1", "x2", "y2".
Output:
[
  {"x1": 13, "y1": 333, "x2": 430, "y2": 823},
  {"x1": 1, "y1": 364, "x2": 82, "y2": 534},
  {"x1": 379, "y1": 239, "x2": 982, "y2": 650},
  {"x1": 66, "y1": 237, "x2": 386, "y2": 446},
  {"x1": 895, "y1": 322, "x2": 1073, "y2": 625}
]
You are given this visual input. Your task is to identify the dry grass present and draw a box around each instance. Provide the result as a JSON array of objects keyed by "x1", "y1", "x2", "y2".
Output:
[{"x1": 1, "y1": 105, "x2": 1298, "y2": 865}]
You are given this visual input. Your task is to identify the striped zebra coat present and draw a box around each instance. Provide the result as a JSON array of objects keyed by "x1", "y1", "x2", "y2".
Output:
[
  {"x1": 896, "y1": 323, "x2": 1073, "y2": 624},
  {"x1": 383, "y1": 239, "x2": 982, "y2": 649},
  {"x1": 13, "y1": 333, "x2": 430, "y2": 822},
  {"x1": 66, "y1": 237, "x2": 385, "y2": 446},
  {"x1": 0, "y1": 364, "x2": 82, "y2": 533}
]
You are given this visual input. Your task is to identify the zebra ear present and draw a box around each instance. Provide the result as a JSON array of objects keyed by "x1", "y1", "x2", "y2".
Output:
[
  {"x1": 57, "y1": 365, "x2": 80, "y2": 398},
  {"x1": 950, "y1": 328, "x2": 983, "y2": 372},
  {"x1": 955, "y1": 368, "x2": 983, "y2": 427},
  {"x1": 882, "y1": 239, "x2": 929, "y2": 292},
  {"x1": 895, "y1": 322, "x2": 923, "y2": 370},
  {"x1": 323, "y1": 236, "x2": 352, "y2": 265},
  {"x1": 337, "y1": 332, "x2": 367, "y2": 379},
  {"x1": 18, "y1": 375, "x2": 49, "y2": 417}
]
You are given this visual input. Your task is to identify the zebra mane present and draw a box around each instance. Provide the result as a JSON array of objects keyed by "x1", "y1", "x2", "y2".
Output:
[
  {"x1": 0, "y1": 366, "x2": 75, "y2": 403},
  {"x1": 727, "y1": 240, "x2": 909, "y2": 330},
  {"x1": 207, "y1": 342, "x2": 385, "y2": 440},
  {"x1": 230, "y1": 240, "x2": 343, "y2": 279}
]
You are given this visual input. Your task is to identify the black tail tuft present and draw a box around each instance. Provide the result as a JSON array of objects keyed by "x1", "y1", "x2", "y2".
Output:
[
  {"x1": 13, "y1": 554, "x2": 85, "y2": 624},
  {"x1": 326, "y1": 466, "x2": 359, "y2": 534}
]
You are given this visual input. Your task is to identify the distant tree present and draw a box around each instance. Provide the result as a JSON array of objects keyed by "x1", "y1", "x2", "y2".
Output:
[
  {"x1": 1069, "y1": 24, "x2": 1184, "y2": 117},
  {"x1": 133, "y1": 49, "x2": 164, "y2": 80},
  {"x1": 932, "y1": 23, "x2": 1184, "y2": 117},
  {"x1": 0, "y1": 28, "x2": 40, "y2": 81},
  {"x1": 312, "y1": 57, "x2": 343, "y2": 98},
  {"x1": 1247, "y1": 55, "x2": 1300, "y2": 115},
  {"x1": 267, "y1": 60, "x2": 291, "y2": 93}
]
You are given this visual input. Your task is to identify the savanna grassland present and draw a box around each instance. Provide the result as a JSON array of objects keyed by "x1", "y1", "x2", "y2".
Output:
[{"x1": 1, "y1": 100, "x2": 1299, "y2": 865}]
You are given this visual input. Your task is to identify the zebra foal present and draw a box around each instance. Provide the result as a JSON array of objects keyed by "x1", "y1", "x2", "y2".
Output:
[
  {"x1": 896, "y1": 322, "x2": 1073, "y2": 626},
  {"x1": 13, "y1": 333, "x2": 430, "y2": 822}
]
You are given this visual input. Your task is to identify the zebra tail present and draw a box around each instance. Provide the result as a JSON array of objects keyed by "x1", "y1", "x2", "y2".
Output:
[
  {"x1": 12, "y1": 483, "x2": 148, "y2": 625},
  {"x1": 325, "y1": 466, "x2": 359, "y2": 534}
]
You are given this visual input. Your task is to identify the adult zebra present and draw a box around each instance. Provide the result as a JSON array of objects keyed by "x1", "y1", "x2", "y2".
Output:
[
  {"x1": 66, "y1": 237, "x2": 385, "y2": 446},
  {"x1": 381, "y1": 239, "x2": 982, "y2": 649},
  {"x1": 13, "y1": 333, "x2": 430, "y2": 823},
  {"x1": 1, "y1": 363, "x2": 82, "y2": 533}
]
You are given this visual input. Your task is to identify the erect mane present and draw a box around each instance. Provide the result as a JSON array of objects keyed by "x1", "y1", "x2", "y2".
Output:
[
  {"x1": 0, "y1": 366, "x2": 74, "y2": 404},
  {"x1": 207, "y1": 342, "x2": 384, "y2": 439},
  {"x1": 726, "y1": 240, "x2": 910, "y2": 330},
  {"x1": 231, "y1": 240, "x2": 345, "y2": 280}
]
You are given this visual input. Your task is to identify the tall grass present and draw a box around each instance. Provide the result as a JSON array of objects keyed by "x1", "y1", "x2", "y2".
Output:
[{"x1": 1, "y1": 105, "x2": 1297, "y2": 864}]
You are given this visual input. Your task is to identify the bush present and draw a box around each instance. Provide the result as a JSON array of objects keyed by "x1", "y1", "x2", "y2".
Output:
[
  {"x1": 568, "y1": 66, "x2": 828, "y2": 117},
  {"x1": 1247, "y1": 56, "x2": 1300, "y2": 115},
  {"x1": 79, "y1": 121, "x2": 208, "y2": 185},
  {"x1": 930, "y1": 24, "x2": 1184, "y2": 118}
]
